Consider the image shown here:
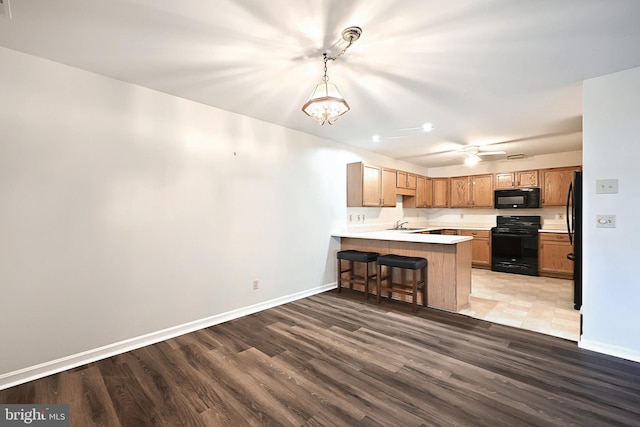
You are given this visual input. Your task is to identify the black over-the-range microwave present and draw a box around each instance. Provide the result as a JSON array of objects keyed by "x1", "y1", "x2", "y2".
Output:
[{"x1": 494, "y1": 188, "x2": 540, "y2": 209}]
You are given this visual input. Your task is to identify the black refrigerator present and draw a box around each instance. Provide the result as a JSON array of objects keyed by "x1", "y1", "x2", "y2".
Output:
[{"x1": 566, "y1": 171, "x2": 583, "y2": 310}]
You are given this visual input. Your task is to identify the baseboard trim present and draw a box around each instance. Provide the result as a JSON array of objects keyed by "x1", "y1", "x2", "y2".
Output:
[
  {"x1": 579, "y1": 338, "x2": 640, "y2": 363},
  {"x1": 0, "y1": 283, "x2": 337, "y2": 390}
]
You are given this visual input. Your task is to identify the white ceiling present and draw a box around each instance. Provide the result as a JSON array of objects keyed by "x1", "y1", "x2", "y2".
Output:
[{"x1": 1, "y1": 0, "x2": 639, "y2": 167}]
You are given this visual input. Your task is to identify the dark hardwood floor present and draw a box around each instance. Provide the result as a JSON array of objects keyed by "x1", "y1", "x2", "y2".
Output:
[{"x1": 2, "y1": 288, "x2": 640, "y2": 426}]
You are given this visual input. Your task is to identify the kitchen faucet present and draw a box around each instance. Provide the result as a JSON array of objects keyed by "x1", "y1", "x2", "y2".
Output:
[{"x1": 395, "y1": 220, "x2": 409, "y2": 229}]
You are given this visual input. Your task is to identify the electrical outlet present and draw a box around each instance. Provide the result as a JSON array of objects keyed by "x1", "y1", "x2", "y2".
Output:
[
  {"x1": 596, "y1": 215, "x2": 616, "y2": 228},
  {"x1": 349, "y1": 214, "x2": 352, "y2": 222},
  {"x1": 253, "y1": 280, "x2": 259, "y2": 290}
]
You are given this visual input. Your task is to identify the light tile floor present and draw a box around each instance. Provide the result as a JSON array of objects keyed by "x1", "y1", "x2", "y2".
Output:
[{"x1": 459, "y1": 268, "x2": 581, "y2": 341}]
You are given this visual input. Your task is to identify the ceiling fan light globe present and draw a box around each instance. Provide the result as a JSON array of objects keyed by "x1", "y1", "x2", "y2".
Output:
[{"x1": 464, "y1": 155, "x2": 480, "y2": 166}]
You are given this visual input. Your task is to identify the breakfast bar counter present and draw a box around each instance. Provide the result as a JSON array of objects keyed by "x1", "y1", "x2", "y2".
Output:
[{"x1": 332, "y1": 230, "x2": 473, "y2": 312}]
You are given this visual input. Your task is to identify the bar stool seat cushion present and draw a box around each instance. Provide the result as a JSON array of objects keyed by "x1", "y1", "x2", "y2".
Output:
[
  {"x1": 377, "y1": 254, "x2": 427, "y2": 270},
  {"x1": 337, "y1": 250, "x2": 379, "y2": 263}
]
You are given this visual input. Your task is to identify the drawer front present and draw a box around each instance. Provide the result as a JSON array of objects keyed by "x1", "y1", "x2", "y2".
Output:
[
  {"x1": 539, "y1": 232, "x2": 570, "y2": 243},
  {"x1": 459, "y1": 229, "x2": 490, "y2": 238},
  {"x1": 441, "y1": 229, "x2": 458, "y2": 235}
]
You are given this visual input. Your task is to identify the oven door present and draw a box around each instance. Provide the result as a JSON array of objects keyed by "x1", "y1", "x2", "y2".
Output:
[{"x1": 491, "y1": 230, "x2": 539, "y2": 276}]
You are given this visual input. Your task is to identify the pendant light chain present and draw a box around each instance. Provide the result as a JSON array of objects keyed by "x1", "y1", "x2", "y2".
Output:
[
  {"x1": 323, "y1": 34, "x2": 355, "y2": 83},
  {"x1": 326, "y1": 35, "x2": 356, "y2": 62},
  {"x1": 322, "y1": 53, "x2": 329, "y2": 83}
]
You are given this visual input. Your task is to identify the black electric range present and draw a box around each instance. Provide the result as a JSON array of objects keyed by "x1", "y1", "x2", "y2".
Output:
[{"x1": 491, "y1": 215, "x2": 541, "y2": 276}]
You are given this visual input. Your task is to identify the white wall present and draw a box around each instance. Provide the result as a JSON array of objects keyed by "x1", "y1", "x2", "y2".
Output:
[
  {"x1": 0, "y1": 46, "x2": 422, "y2": 387},
  {"x1": 581, "y1": 66, "x2": 640, "y2": 361}
]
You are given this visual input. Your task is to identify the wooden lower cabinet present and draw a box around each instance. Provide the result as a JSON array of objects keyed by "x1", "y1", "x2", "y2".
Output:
[
  {"x1": 459, "y1": 229, "x2": 491, "y2": 268},
  {"x1": 538, "y1": 232, "x2": 574, "y2": 279}
]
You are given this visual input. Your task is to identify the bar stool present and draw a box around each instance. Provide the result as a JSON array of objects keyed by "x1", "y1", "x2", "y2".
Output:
[
  {"x1": 376, "y1": 254, "x2": 428, "y2": 311},
  {"x1": 337, "y1": 250, "x2": 379, "y2": 299}
]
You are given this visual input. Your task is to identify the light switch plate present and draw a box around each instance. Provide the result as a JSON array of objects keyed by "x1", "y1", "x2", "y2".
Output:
[
  {"x1": 596, "y1": 179, "x2": 618, "y2": 194},
  {"x1": 596, "y1": 215, "x2": 616, "y2": 228}
]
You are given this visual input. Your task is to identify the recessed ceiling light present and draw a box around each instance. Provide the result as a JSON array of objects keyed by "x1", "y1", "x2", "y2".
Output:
[
  {"x1": 372, "y1": 135, "x2": 380, "y2": 142},
  {"x1": 422, "y1": 122, "x2": 434, "y2": 132}
]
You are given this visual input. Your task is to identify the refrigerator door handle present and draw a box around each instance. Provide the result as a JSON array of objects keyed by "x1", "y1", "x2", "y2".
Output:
[{"x1": 566, "y1": 181, "x2": 573, "y2": 245}]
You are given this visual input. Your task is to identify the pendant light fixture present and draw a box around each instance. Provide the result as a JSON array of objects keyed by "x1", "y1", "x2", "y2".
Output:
[{"x1": 302, "y1": 27, "x2": 362, "y2": 125}]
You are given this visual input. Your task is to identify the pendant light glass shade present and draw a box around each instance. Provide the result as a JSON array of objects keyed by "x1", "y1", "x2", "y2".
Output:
[{"x1": 302, "y1": 81, "x2": 350, "y2": 125}]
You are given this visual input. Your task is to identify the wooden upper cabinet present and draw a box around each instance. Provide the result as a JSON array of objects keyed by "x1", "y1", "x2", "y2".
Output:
[
  {"x1": 495, "y1": 170, "x2": 539, "y2": 189},
  {"x1": 450, "y1": 176, "x2": 471, "y2": 208},
  {"x1": 405, "y1": 175, "x2": 432, "y2": 208},
  {"x1": 347, "y1": 162, "x2": 397, "y2": 207},
  {"x1": 423, "y1": 177, "x2": 433, "y2": 208},
  {"x1": 361, "y1": 164, "x2": 381, "y2": 206},
  {"x1": 432, "y1": 178, "x2": 450, "y2": 208},
  {"x1": 381, "y1": 167, "x2": 397, "y2": 207},
  {"x1": 472, "y1": 174, "x2": 494, "y2": 207},
  {"x1": 396, "y1": 170, "x2": 417, "y2": 196},
  {"x1": 347, "y1": 162, "x2": 581, "y2": 209},
  {"x1": 450, "y1": 174, "x2": 493, "y2": 208},
  {"x1": 540, "y1": 166, "x2": 581, "y2": 206},
  {"x1": 516, "y1": 170, "x2": 539, "y2": 187},
  {"x1": 495, "y1": 173, "x2": 515, "y2": 189}
]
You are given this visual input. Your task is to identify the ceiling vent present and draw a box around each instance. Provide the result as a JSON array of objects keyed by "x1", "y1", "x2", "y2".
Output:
[
  {"x1": 506, "y1": 153, "x2": 525, "y2": 160},
  {"x1": 0, "y1": 0, "x2": 12, "y2": 19}
]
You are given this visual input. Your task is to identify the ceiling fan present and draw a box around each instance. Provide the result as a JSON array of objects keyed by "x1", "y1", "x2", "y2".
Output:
[{"x1": 457, "y1": 145, "x2": 506, "y2": 166}]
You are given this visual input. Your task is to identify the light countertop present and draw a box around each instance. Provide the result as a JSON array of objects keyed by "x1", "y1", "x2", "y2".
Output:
[{"x1": 331, "y1": 230, "x2": 473, "y2": 245}]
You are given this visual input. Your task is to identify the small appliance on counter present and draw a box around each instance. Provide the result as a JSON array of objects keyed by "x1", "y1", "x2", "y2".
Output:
[{"x1": 491, "y1": 215, "x2": 541, "y2": 276}]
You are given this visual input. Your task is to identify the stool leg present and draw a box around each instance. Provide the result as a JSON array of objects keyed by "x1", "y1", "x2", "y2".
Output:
[
  {"x1": 348, "y1": 260, "x2": 354, "y2": 289},
  {"x1": 337, "y1": 258, "x2": 342, "y2": 293},
  {"x1": 364, "y1": 261, "x2": 369, "y2": 299},
  {"x1": 422, "y1": 265, "x2": 427, "y2": 307},
  {"x1": 376, "y1": 264, "x2": 382, "y2": 304},
  {"x1": 411, "y1": 269, "x2": 417, "y2": 311}
]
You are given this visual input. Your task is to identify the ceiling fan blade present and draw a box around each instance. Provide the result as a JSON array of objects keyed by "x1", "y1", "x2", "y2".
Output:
[{"x1": 477, "y1": 151, "x2": 506, "y2": 156}]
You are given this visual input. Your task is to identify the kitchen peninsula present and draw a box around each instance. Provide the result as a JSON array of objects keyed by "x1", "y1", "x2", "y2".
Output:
[{"x1": 332, "y1": 230, "x2": 473, "y2": 312}]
